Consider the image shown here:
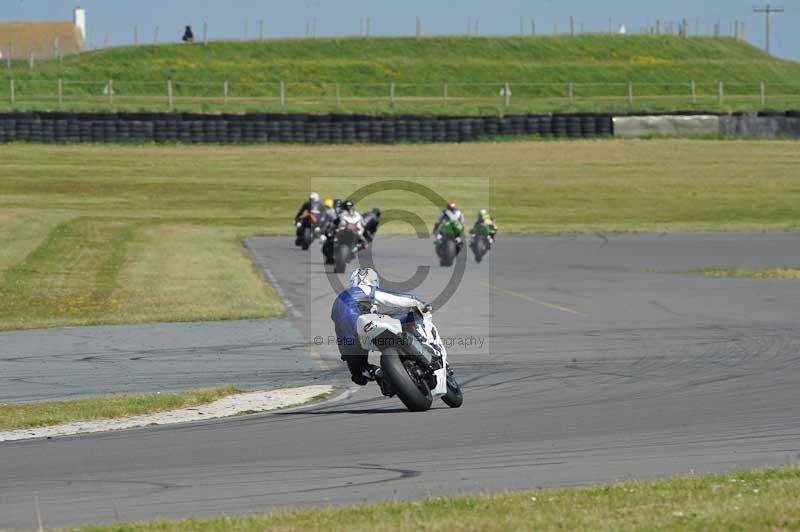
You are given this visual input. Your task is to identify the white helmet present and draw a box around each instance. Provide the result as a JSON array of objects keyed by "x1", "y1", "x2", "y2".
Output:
[
  {"x1": 309, "y1": 192, "x2": 320, "y2": 202},
  {"x1": 350, "y1": 267, "x2": 379, "y2": 289}
]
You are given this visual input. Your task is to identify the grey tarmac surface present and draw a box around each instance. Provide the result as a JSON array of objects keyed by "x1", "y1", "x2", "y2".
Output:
[
  {"x1": 0, "y1": 319, "x2": 334, "y2": 404},
  {"x1": 1, "y1": 233, "x2": 799, "y2": 529}
]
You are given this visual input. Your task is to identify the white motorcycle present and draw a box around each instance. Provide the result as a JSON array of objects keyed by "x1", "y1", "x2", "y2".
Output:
[{"x1": 356, "y1": 308, "x2": 463, "y2": 412}]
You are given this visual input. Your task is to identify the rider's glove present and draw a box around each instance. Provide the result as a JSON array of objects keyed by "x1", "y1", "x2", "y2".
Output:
[{"x1": 416, "y1": 303, "x2": 432, "y2": 315}]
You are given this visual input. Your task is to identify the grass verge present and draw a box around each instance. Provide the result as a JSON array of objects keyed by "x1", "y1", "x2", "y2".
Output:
[
  {"x1": 695, "y1": 266, "x2": 800, "y2": 280},
  {"x1": 0, "y1": 386, "x2": 240, "y2": 431},
  {"x1": 1, "y1": 140, "x2": 799, "y2": 330},
  {"x1": 71, "y1": 467, "x2": 800, "y2": 531}
]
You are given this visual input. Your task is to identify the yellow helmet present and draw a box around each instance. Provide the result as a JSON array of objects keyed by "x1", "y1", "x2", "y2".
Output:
[{"x1": 323, "y1": 198, "x2": 334, "y2": 208}]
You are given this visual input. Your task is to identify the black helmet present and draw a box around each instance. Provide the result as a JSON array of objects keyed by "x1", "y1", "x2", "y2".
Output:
[
  {"x1": 333, "y1": 199, "x2": 344, "y2": 212},
  {"x1": 371, "y1": 208, "x2": 381, "y2": 218},
  {"x1": 343, "y1": 200, "x2": 354, "y2": 212}
]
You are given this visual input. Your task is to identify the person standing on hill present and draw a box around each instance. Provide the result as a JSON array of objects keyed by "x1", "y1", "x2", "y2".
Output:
[{"x1": 182, "y1": 26, "x2": 195, "y2": 43}]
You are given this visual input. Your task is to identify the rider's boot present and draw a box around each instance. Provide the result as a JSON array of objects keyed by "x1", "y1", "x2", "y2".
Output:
[{"x1": 369, "y1": 366, "x2": 394, "y2": 397}]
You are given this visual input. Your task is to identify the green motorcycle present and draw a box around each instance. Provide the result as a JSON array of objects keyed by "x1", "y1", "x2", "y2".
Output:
[
  {"x1": 435, "y1": 221, "x2": 463, "y2": 267},
  {"x1": 471, "y1": 222, "x2": 496, "y2": 263}
]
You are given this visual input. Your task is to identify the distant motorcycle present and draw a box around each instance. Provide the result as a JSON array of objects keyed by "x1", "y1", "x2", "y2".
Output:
[
  {"x1": 434, "y1": 220, "x2": 463, "y2": 267},
  {"x1": 295, "y1": 212, "x2": 321, "y2": 250},
  {"x1": 324, "y1": 212, "x2": 364, "y2": 273},
  {"x1": 356, "y1": 307, "x2": 463, "y2": 412},
  {"x1": 470, "y1": 223, "x2": 496, "y2": 263}
]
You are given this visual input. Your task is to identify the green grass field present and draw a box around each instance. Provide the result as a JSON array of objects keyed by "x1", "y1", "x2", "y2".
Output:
[
  {"x1": 2, "y1": 35, "x2": 800, "y2": 114},
  {"x1": 1, "y1": 139, "x2": 799, "y2": 331},
  {"x1": 0, "y1": 386, "x2": 240, "y2": 430},
  {"x1": 72, "y1": 467, "x2": 800, "y2": 531}
]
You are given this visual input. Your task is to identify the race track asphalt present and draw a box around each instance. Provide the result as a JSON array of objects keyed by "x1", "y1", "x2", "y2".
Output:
[{"x1": 1, "y1": 233, "x2": 799, "y2": 529}]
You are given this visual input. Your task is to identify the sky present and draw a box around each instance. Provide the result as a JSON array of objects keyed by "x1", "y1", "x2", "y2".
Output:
[{"x1": 3, "y1": 0, "x2": 799, "y2": 61}]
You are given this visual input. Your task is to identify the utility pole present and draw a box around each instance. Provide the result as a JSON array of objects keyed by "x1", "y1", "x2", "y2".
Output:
[{"x1": 753, "y1": 4, "x2": 784, "y2": 55}]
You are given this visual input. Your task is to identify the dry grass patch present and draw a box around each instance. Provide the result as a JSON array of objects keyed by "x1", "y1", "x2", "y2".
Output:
[{"x1": 0, "y1": 386, "x2": 240, "y2": 431}]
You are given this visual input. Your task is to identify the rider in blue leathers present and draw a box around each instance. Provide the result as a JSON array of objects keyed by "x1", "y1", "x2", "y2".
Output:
[{"x1": 331, "y1": 267, "x2": 430, "y2": 386}]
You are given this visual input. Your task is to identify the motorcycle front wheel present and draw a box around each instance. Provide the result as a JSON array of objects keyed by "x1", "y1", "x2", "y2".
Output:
[
  {"x1": 381, "y1": 349, "x2": 433, "y2": 412},
  {"x1": 301, "y1": 227, "x2": 313, "y2": 250},
  {"x1": 442, "y1": 238, "x2": 456, "y2": 267},
  {"x1": 442, "y1": 371, "x2": 463, "y2": 408},
  {"x1": 334, "y1": 243, "x2": 348, "y2": 273}
]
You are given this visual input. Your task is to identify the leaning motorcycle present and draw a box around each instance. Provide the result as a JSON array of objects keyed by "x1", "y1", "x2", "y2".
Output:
[
  {"x1": 357, "y1": 307, "x2": 463, "y2": 412},
  {"x1": 435, "y1": 221, "x2": 463, "y2": 267},
  {"x1": 295, "y1": 212, "x2": 321, "y2": 250},
  {"x1": 470, "y1": 223, "x2": 496, "y2": 263}
]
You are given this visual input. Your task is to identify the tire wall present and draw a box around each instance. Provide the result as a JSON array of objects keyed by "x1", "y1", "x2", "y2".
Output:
[
  {"x1": 719, "y1": 113, "x2": 800, "y2": 138},
  {"x1": 0, "y1": 112, "x2": 614, "y2": 144}
]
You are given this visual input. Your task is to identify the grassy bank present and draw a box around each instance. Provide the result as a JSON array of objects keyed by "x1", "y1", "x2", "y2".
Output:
[
  {"x1": 0, "y1": 386, "x2": 240, "y2": 430},
  {"x1": 1, "y1": 139, "x2": 799, "y2": 331},
  {"x1": 72, "y1": 467, "x2": 800, "y2": 531},
  {"x1": 2, "y1": 35, "x2": 800, "y2": 114}
]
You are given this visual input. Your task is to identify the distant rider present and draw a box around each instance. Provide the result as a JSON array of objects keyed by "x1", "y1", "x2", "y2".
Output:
[
  {"x1": 361, "y1": 208, "x2": 382, "y2": 247},
  {"x1": 471, "y1": 208, "x2": 498, "y2": 243},
  {"x1": 331, "y1": 267, "x2": 431, "y2": 387},
  {"x1": 432, "y1": 201, "x2": 465, "y2": 250},
  {"x1": 322, "y1": 199, "x2": 364, "y2": 262},
  {"x1": 294, "y1": 192, "x2": 322, "y2": 246}
]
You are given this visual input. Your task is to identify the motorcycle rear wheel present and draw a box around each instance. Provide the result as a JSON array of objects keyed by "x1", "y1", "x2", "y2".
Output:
[{"x1": 381, "y1": 349, "x2": 433, "y2": 412}]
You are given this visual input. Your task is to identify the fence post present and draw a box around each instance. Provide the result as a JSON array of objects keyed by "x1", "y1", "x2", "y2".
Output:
[
  {"x1": 717, "y1": 81, "x2": 723, "y2": 105},
  {"x1": 519, "y1": 16, "x2": 524, "y2": 37},
  {"x1": 390, "y1": 82, "x2": 395, "y2": 106},
  {"x1": 260, "y1": 20, "x2": 264, "y2": 41},
  {"x1": 691, "y1": 80, "x2": 696, "y2": 104},
  {"x1": 443, "y1": 82, "x2": 448, "y2": 107},
  {"x1": 531, "y1": 18, "x2": 536, "y2": 36},
  {"x1": 568, "y1": 82, "x2": 574, "y2": 106},
  {"x1": 134, "y1": 25, "x2": 138, "y2": 46},
  {"x1": 280, "y1": 80, "x2": 285, "y2": 107},
  {"x1": 570, "y1": 16, "x2": 575, "y2": 36},
  {"x1": 504, "y1": 82, "x2": 510, "y2": 107},
  {"x1": 760, "y1": 81, "x2": 765, "y2": 107},
  {"x1": 154, "y1": 26, "x2": 160, "y2": 44},
  {"x1": 336, "y1": 83, "x2": 341, "y2": 107},
  {"x1": 167, "y1": 79, "x2": 173, "y2": 109},
  {"x1": 627, "y1": 81, "x2": 633, "y2": 107},
  {"x1": 28, "y1": 49, "x2": 33, "y2": 70},
  {"x1": 58, "y1": 78, "x2": 63, "y2": 105},
  {"x1": 6, "y1": 43, "x2": 11, "y2": 68},
  {"x1": 223, "y1": 80, "x2": 229, "y2": 105},
  {"x1": 244, "y1": 20, "x2": 249, "y2": 40},
  {"x1": 108, "y1": 80, "x2": 113, "y2": 105},
  {"x1": 203, "y1": 21, "x2": 208, "y2": 45},
  {"x1": 416, "y1": 16, "x2": 423, "y2": 38},
  {"x1": 9, "y1": 79, "x2": 14, "y2": 104}
]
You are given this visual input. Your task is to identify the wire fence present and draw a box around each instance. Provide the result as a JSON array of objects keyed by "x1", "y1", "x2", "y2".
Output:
[{"x1": 1, "y1": 79, "x2": 800, "y2": 111}]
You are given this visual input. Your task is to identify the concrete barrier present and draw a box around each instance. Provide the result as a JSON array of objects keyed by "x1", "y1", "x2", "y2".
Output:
[{"x1": 613, "y1": 115, "x2": 721, "y2": 138}]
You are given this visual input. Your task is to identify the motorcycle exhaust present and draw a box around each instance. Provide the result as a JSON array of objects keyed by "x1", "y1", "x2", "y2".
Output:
[{"x1": 401, "y1": 331, "x2": 436, "y2": 366}]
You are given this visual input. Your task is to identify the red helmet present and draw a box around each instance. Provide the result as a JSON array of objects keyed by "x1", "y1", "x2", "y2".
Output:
[{"x1": 446, "y1": 201, "x2": 457, "y2": 211}]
